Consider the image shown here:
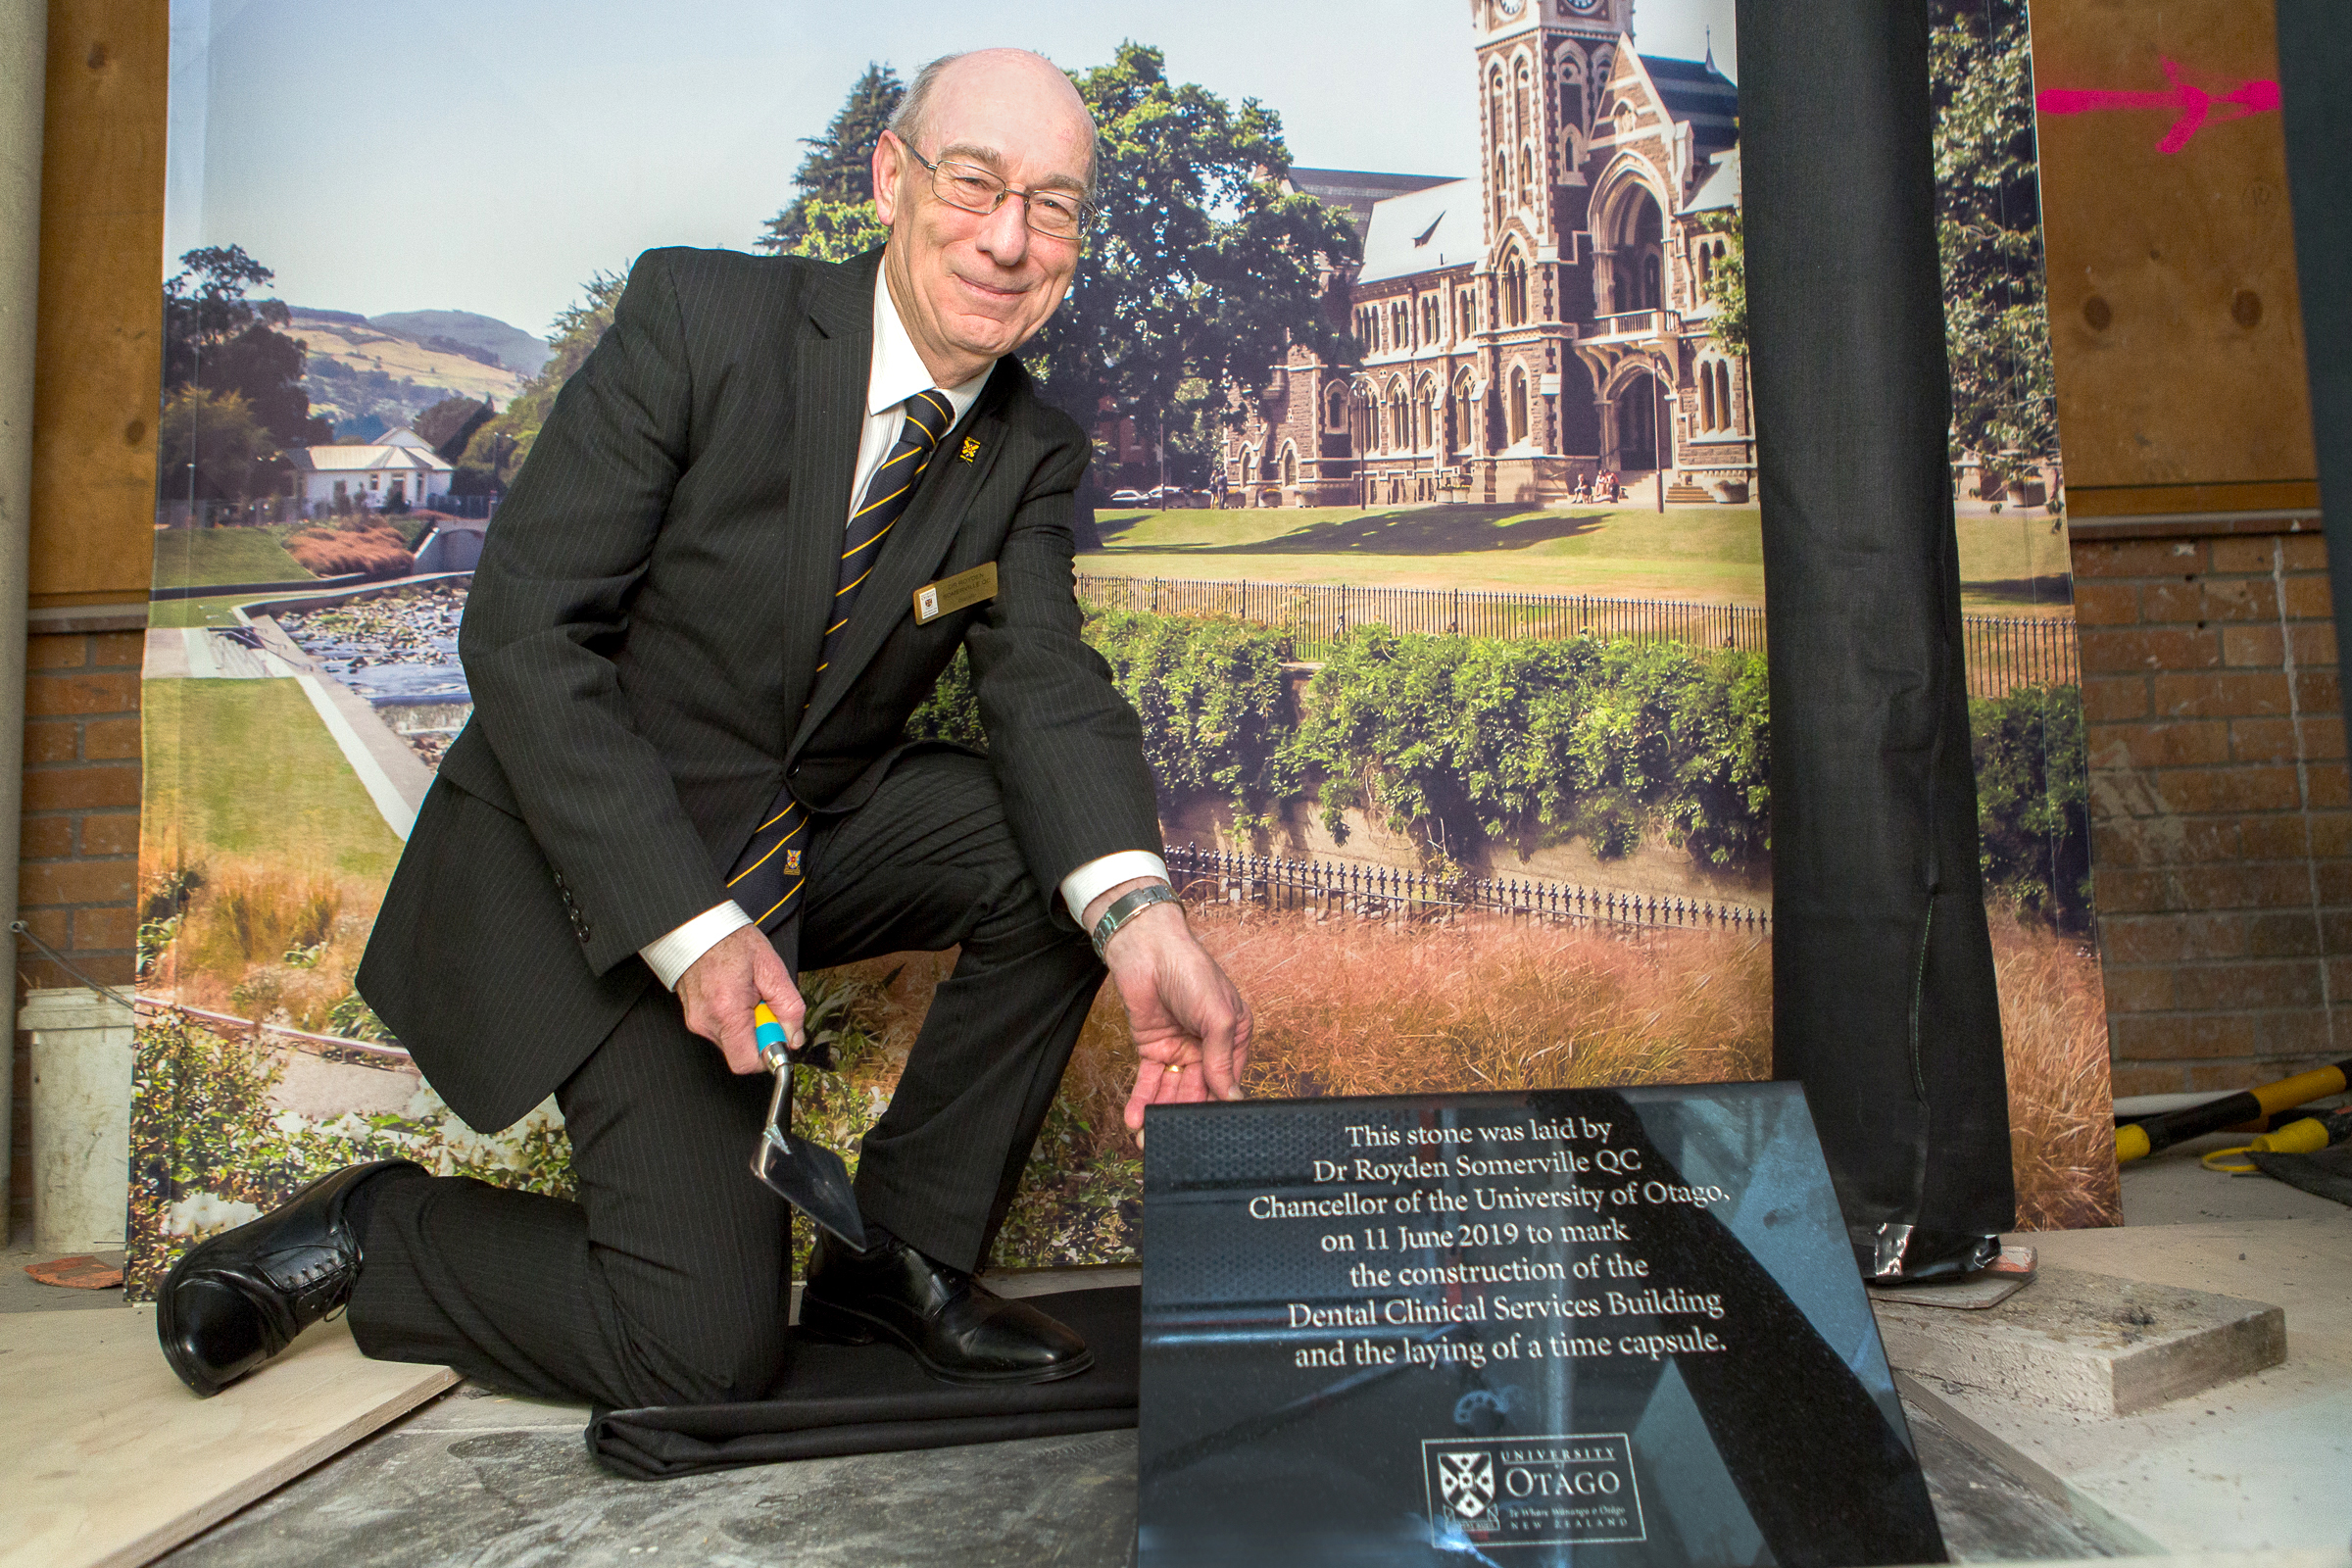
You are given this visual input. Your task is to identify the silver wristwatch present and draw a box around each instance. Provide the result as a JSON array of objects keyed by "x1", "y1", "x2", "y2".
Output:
[{"x1": 1090, "y1": 883, "x2": 1182, "y2": 957}]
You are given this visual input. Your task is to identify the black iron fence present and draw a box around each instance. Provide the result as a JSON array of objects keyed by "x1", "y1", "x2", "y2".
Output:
[
  {"x1": 1076, "y1": 573, "x2": 2077, "y2": 697},
  {"x1": 1164, "y1": 841, "x2": 1770, "y2": 935},
  {"x1": 1959, "y1": 612, "x2": 2082, "y2": 699}
]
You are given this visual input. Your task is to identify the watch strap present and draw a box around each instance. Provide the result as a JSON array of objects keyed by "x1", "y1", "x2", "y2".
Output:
[{"x1": 1090, "y1": 883, "x2": 1182, "y2": 958}]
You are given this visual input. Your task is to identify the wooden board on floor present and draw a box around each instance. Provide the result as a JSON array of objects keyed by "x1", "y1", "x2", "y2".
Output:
[{"x1": 1, "y1": 1304, "x2": 457, "y2": 1568}]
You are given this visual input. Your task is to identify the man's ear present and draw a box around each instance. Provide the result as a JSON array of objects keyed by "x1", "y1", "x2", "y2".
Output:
[{"x1": 871, "y1": 129, "x2": 906, "y2": 227}]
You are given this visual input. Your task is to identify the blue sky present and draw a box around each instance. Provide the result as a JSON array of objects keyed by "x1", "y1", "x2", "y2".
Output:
[{"x1": 166, "y1": 0, "x2": 1737, "y2": 337}]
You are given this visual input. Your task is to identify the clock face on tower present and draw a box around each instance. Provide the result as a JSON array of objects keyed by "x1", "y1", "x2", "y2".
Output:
[
  {"x1": 1562, "y1": 0, "x2": 1603, "y2": 12},
  {"x1": 1494, "y1": 0, "x2": 1524, "y2": 17}
]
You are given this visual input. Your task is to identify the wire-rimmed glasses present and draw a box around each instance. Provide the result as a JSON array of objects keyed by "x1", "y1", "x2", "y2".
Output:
[{"x1": 903, "y1": 143, "x2": 1096, "y2": 240}]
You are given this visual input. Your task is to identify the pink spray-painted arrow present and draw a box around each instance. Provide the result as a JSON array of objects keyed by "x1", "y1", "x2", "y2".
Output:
[{"x1": 2037, "y1": 58, "x2": 2280, "y2": 154}]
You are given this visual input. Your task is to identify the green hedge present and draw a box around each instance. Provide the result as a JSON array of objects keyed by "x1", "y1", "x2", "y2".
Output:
[
  {"x1": 1288, "y1": 628, "x2": 1771, "y2": 869},
  {"x1": 1970, "y1": 682, "x2": 2090, "y2": 928},
  {"x1": 905, "y1": 606, "x2": 2087, "y2": 915}
]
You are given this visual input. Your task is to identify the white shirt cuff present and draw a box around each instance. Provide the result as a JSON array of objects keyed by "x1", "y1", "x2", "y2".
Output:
[
  {"x1": 639, "y1": 901, "x2": 757, "y2": 989},
  {"x1": 1059, "y1": 852, "x2": 1172, "y2": 926}
]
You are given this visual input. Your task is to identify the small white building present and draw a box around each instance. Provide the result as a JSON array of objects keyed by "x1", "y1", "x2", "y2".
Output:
[{"x1": 286, "y1": 427, "x2": 455, "y2": 512}]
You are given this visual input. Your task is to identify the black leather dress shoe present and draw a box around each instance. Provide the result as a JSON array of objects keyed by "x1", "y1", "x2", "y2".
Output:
[
  {"x1": 156, "y1": 1159, "x2": 422, "y2": 1396},
  {"x1": 799, "y1": 1230, "x2": 1094, "y2": 1387}
]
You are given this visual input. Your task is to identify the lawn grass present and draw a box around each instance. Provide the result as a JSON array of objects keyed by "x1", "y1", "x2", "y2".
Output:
[
  {"x1": 141, "y1": 679, "x2": 404, "y2": 884},
  {"x1": 149, "y1": 525, "x2": 315, "y2": 590},
  {"x1": 1081, "y1": 504, "x2": 2075, "y2": 612},
  {"x1": 149, "y1": 594, "x2": 269, "y2": 629}
]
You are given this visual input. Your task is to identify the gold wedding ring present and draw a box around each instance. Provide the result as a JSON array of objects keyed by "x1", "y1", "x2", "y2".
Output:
[{"x1": 1165, "y1": 1062, "x2": 1185, "y2": 1075}]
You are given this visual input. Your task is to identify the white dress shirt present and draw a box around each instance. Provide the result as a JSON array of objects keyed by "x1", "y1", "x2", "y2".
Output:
[{"x1": 638, "y1": 270, "x2": 1168, "y2": 988}]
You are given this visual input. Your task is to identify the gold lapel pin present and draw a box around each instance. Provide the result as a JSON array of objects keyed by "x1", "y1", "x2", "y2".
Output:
[{"x1": 959, "y1": 436, "x2": 981, "y2": 463}]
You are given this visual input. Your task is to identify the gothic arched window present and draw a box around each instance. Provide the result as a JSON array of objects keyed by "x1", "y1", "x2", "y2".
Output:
[
  {"x1": 1700, "y1": 364, "x2": 1718, "y2": 431},
  {"x1": 1502, "y1": 251, "x2": 1529, "y2": 326},
  {"x1": 1281, "y1": 445, "x2": 1298, "y2": 486},
  {"x1": 1716, "y1": 362, "x2": 1736, "y2": 430},
  {"x1": 1452, "y1": 373, "x2": 1476, "y2": 456},
  {"x1": 1642, "y1": 252, "x2": 1661, "y2": 311},
  {"x1": 1509, "y1": 367, "x2": 1530, "y2": 445}
]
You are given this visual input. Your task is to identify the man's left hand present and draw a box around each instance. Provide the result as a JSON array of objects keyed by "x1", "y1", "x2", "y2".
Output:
[{"x1": 1086, "y1": 880, "x2": 1250, "y2": 1148}]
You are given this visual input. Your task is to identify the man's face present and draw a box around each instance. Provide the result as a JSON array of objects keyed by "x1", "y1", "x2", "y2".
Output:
[{"x1": 872, "y1": 54, "x2": 1092, "y2": 385}]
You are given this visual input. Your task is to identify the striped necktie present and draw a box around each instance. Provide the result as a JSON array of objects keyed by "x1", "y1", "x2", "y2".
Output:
[{"x1": 727, "y1": 388, "x2": 956, "y2": 934}]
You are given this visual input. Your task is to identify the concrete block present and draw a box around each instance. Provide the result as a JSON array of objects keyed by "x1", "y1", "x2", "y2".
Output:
[{"x1": 1872, "y1": 1266, "x2": 2285, "y2": 1417}]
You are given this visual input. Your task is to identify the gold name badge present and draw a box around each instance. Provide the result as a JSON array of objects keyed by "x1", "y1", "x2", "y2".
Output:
[{"x1": 912, "y1": 562, "x2": 999, "y2": 624}]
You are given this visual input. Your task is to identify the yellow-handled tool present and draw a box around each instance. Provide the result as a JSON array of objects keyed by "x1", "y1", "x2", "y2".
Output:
[
  {"x1": 2117, "y1": 1057, "x2": 2351, "y2": 1162},
  {"x1": 2199, "y1": 1111, "x2": 2348, "y2": 1173}
]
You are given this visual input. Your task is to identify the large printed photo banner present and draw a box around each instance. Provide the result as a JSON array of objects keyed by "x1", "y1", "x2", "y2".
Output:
[{"x1": 130, "y1": 0, "x2": 2113, "y2": 1296}]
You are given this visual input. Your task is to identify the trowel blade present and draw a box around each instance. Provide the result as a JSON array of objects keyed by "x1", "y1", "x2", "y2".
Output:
[{"x1": 753, "y1": 1128, "x2": 868, "y2": 1250}]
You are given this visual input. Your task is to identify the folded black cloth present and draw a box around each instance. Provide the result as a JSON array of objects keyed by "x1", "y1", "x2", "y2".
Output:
[
  {"x1": 589, "y1": 1285, "x2": 1139, "y2": 1480},
  {"x1": 2252, "y1": 1144, "x2": 2352, "y2": 1206}
]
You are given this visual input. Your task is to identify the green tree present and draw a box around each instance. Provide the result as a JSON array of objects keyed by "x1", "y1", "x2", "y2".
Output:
[
  {"x1": 158, "y1": 386, "x2": 272, "y2": 502},
  {"x1": 758, "y1": 63, "x2": 905, "y2": 257},
  {"x1": 162, "y1": 245, "x2": 332, "y2": 449},
  {"x1": 457, "y1": 270, "x2": 627, "y2": 488},
  {"x1": 1931, "y1": 0, "x2": 2056, "y2": 494},
  {"x1": 1696, "y1": 211, "x2": 1747, "y2": 358},
  {"x1": 1024, "y1": 42, "x2": 1360, "y2": 478}
]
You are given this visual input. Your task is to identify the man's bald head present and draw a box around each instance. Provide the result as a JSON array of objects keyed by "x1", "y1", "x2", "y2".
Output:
[{"x1": 889, "y1": 49, "x2": 1099, "y2": 196}]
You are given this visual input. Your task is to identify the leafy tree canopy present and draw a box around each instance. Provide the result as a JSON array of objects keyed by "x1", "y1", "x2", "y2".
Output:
[
  {"x1": 163, "y1": 245, "x2": 331, "y2": 449},
  {"x1": 457, "y1": 270, "x2": 627, "y2": 488},
  {"x1": 758, "y1": 63, "x2": 905, "y2": 256},
  {"x1": 159, "y1": 386, "x2": 272, "y2": 502},
  {"x1": 1931, "y1": 0, "x2": 2056, "y2": 491},
  {"x1": 1023, "y1": 42, "x2": 1360, "y2": 477}
]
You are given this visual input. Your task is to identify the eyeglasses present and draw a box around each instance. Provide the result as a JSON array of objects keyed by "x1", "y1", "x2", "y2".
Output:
[{"x1": 903, "y1": 142, "x2": 1096, "y2": 241}]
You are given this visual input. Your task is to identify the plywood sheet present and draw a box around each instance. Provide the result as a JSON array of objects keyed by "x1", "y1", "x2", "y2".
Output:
[
  {"x1": 2032, "y1": 0, "x2": 2319, "y2": 514},
  {"x1": 1, "y1": 1304, "x2": 456, "y2": 1568}
]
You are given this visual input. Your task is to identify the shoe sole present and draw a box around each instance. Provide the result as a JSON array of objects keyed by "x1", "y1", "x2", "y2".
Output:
[
  {"x1": 798, "y1": 1295, "x2": 1096, "y2": 1387},
  {"x1": 155, "y1": 1262, "x2": 230, "y2": 1397}
]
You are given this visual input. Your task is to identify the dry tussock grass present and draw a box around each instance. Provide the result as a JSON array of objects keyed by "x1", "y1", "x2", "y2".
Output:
[
  {"x1": 1992, "y1": 916, "x2": 2121, "y2": 1230},
  {"x1": 148, "y1": 856, "x2": 383, "y2": 1033},
  {"x1": 1190, "y1": 911, "x2": 1773, "y2": 1098},
  {"x1": 285, "y1": 523, "x2": 415, "y2": 579},
  {"x1": 892, "y1": 906, "x2": 2115, "y2": 1231}
]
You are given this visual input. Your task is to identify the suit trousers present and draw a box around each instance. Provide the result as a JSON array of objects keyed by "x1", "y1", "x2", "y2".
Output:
[{"x1": 348, "y1": 751, "x2": 1110, "y2": 1407}]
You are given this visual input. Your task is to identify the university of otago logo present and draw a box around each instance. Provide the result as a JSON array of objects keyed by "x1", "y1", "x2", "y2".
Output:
[
  {"x1": 1437, "y1": 1451, "x2": 1496, "y2": 1519},
  {"x1": 1421, "y1": 1434, "x2": 1645, "y2": 1548}
]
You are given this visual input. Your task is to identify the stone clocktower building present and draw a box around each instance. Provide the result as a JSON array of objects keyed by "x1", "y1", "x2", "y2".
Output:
[{"x1": 1221, "y1": 0, "x2": 1748, "y2": 510}]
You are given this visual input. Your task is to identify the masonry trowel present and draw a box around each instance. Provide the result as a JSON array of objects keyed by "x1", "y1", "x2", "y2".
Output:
[{"x1": 750, "y1": 1002, "x2": 868, "y2": 1249}]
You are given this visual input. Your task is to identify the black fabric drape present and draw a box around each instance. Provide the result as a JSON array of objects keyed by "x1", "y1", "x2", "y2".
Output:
[
  {"x1": 1735, "y1": 0, "x2": 2015, "y2": 1275},
  {"x1": 2276, "y1": 1, "x2": 2352, "y2": 752},
  {"x1": 589, "y1": 1286, "x2": 1140, "y2": 1480}
]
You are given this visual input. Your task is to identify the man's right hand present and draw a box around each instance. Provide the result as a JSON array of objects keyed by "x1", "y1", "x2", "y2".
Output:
[{"x1": 676, "y1": 924, "x2": 804, "y2": 1074}]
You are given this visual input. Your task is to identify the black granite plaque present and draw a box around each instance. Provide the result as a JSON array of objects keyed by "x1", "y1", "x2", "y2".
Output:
[{"x1": 1136, "y1": 1085, "x2": 1945, "y2": 1567}]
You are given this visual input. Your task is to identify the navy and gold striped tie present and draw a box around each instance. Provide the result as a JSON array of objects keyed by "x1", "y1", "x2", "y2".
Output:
[{"x1": 728, "y1": 389, "x2": 956, "y2": 933}]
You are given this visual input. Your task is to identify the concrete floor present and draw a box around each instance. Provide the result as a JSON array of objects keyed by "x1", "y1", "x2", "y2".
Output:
[{"x1": 16, "y1": 1130, "x2": 2339, "y2": 1568}]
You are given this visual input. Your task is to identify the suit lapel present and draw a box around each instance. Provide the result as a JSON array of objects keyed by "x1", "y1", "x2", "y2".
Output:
[
  {"x1": 774, "y1": 254, "x2": 879, "y2": 745},
  {"x1": 796, "y1": 363, "x2": 1015, "y2": 744}
]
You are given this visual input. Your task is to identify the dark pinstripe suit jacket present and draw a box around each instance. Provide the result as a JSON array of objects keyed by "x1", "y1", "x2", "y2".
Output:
[{"x1": 356, "y1": 246, "x2": 1162, "y2": 1133}]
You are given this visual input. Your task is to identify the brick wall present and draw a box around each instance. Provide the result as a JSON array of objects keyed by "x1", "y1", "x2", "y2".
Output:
[
  {"x1": 2074, "y1": 530, "x2": 2348, "y2": 1096},
  {"x1": 11, "y1": 607, "x2": 144, "y2": 1236}
]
